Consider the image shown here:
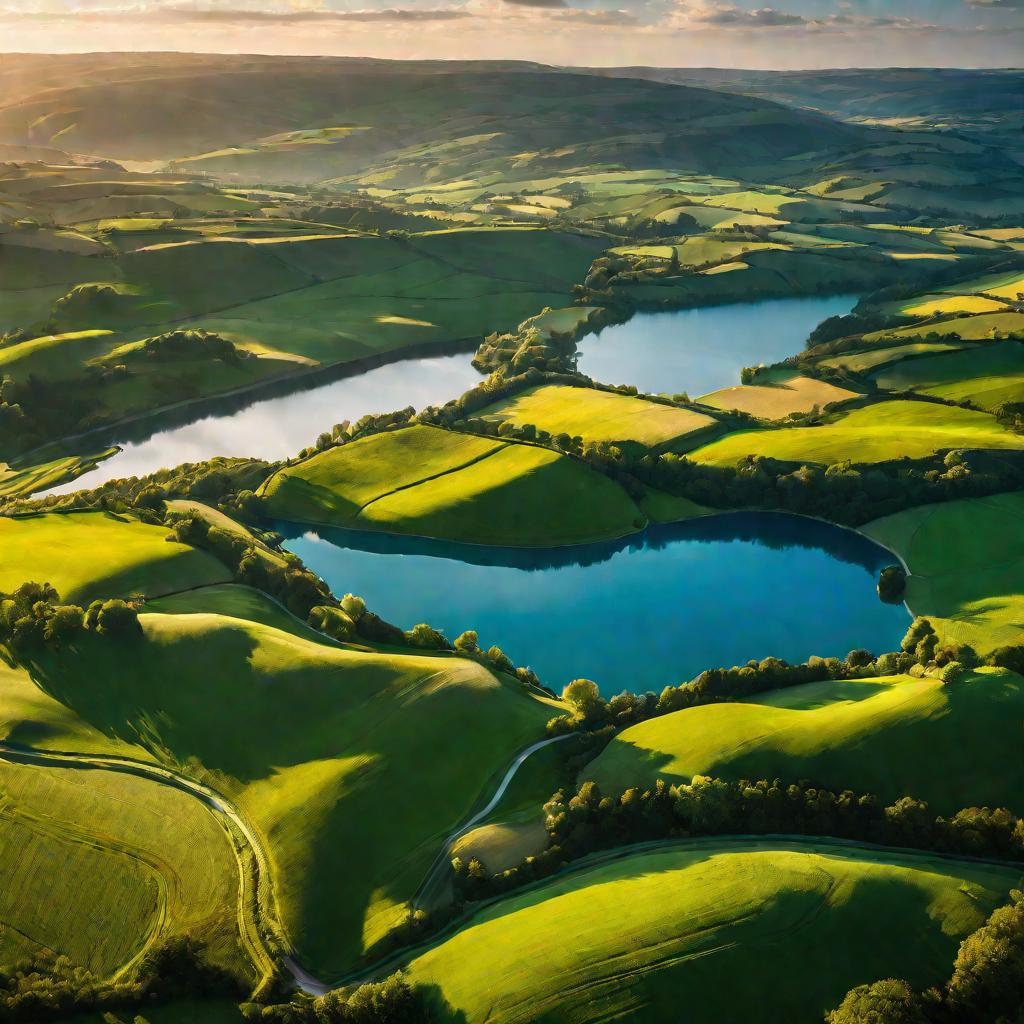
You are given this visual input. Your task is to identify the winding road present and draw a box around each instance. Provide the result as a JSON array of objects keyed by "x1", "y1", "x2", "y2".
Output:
[{"x1": 0, "y1": 731, "x2": 573, "y2": 996}]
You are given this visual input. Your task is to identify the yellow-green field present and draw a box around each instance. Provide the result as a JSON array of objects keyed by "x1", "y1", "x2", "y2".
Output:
[
  {"x1": 863, "y1": 492, "x2": 1024, "y2": 651},
  {"x1": 479, "y1": 384, "x2": 719, "y2": 449},
  {"x1": 894, "y1": 294, "x2": 1011, "y2": 317},
  {"x1": 408, "y1": 841, "x2": 1021, "y2": 1023},
  {"x1": 865, "y1": 310, "x2": 1024, "y2": 344},
  {"x1": 586, "y1": 670, "x2": 1024, "y2": 813},
  {"x1": 356, "y1": 442, "x2": 643, "y2": 545},
  {"x1": 0, "y1": 448, "x2": 117, "y2": 499},
  {"x1": 939, "y1": 268, "x2": 1024, "y2": 300},
  {"x1": 0, "y1": 510, "x2": 230, "y2": 602},
  {"x1": 817, "y1": 341, "x2": 967, "y2": 374},
  {"x1": 690, "y1": 400, "x2": 1024, "y2": 466},
  {"x1": 259, "y1": 425, "x2": 505, "y2": 524}
]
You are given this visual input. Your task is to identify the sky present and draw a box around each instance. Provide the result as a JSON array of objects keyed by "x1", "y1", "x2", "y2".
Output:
[{"x1": 0, "y1": 0, "x2": 1021, "y2": 67}]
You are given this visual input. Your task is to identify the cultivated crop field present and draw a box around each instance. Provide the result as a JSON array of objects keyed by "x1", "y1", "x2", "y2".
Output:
[
  {"x1": 479, "y1": 384, "x2": 720, "y2": 449},
  {"x1": 0, "y1": 757, "x2": 244, "y2": 979}
]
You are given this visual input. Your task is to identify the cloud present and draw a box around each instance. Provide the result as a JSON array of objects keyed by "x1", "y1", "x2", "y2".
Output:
[
  {"x1": 672, "y1": 1, "x2": 931, "y2": 31},
  {"x1": 964, "y1": 0, "x2": 1022, "y2": 7},
  {"x1": 695, "y1": 5, "x2": 804, "y2": 26},
  {"x1": 501, "y1": 0, "x2": 567, "y2": 8},
  {"x1": 557, "y1": 6, "x2": 637, "y2": 24},
  {"x1": 0, "y1": 3, "x2": 473, "y2": 20}
]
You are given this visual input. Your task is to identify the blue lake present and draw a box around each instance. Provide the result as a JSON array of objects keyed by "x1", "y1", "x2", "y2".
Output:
[
  {"x1": 575, "y1": 293, "x2": 859, "y2": 396},
  {"x1": 280, "y1": 511, "x2": 909, "y2": 697}
]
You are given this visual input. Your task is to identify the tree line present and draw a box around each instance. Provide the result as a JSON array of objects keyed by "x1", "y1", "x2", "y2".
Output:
[
  {"x1": 547, "y1": 616, "x2": 975, "y2": 738},
  {"x1": 452, "y1": 774, "x2": 1024, "y2": 904},
  {"x1": 635, "y1": 444, "x2": 1024, "y2": 527}
]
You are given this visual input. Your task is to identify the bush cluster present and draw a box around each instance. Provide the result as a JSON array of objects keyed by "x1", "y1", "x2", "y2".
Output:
[
  {"x1": 240, "y1": 972, "x2": 435, "y2": 1024},
  {"x1": 167, "y1": 512, "x2": 333, "y2": 621},
  {"x1": 0, "y1": 937, "x2": 241, "y2": 1023},
  {"x1": 140, "y1": 329, "x2": 248, "y2": 366},
  {"x1": 826, "y1": 889, "x2": 1024, "y2": 1024},
  {"x1": 0, "y1": 581, "x2": 140, "y2": 657}
]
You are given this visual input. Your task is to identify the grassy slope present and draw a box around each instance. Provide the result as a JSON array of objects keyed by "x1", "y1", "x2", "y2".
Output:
[
  {"x1": 262, "y1": 425, "x2": 644, "y2": 546},
  {"x1": 585, "y1": 670, "x2": 1024, "y2": 814},
  {"x1": 0, "y1": 511, "x2": 230, "y2": 603},
  {"x1": 358, "y1": 443, "x2": 643, "y2": 545},
  {"x1": 259, "y1": 425, "x2": 505, "y2": 524},
  {"x1": 0, "y1": 757, "x2": 243, "y2": 979},
  {"x1": 690, "y1": 400, "x2": 1024, "y2": 466},
  {"x1": 863, "y1": 492, "x2": 1024, "y2": 651},
  {"x1": 408, "y1": 842, "x2": 1021, "y2": 1024},
  {"x1": 873, "y1": 341, "x2": 1024, "y2": 409},
  {"x1": 146, "y1": 583, "x2": 334, "y2": 646},
  {"x1": 478, "y1": 384, "x2": 718, "y2": 449},
  {"x1": 868, "y1": 311, "x2": 1024, "y2": 343},
  {"x1": 26, "y1": 610, "x2": 558, "y2": 977}
]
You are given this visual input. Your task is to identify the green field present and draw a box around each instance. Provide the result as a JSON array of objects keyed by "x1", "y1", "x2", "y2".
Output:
[
  {"x1": 25, "y1": 606, "x2": 559, "y2": 977},
  {"x1": 873, "y1": 341, "x2": 1024, "y2": 409},
  {"x1": 261, "y1": 424, "x2": 644, "y2": 545},
  {"x1": 408, "y1": 841, "x2": 1021, "y2": 1023},
  {"x1": 690, "y1": 400, "x2": 1024, "y2": 466},
  {"x1": 863, "y1": 492, "x2": 1024, "y2": 651},
  {"x1": 818, "y1": 341, "x2": 967, "y2": 374},
  {"x1": 260, "y1": 425, "x2": 505, "y2": 523},
  {"x1": 0, "y1": 511, "x2": 230, "y2": 603},
  {"x1": 0, "y1": 448, "x2": 116, "y2": 499},
  {"x1": 586, "y1": 670, "x2": 1024, "y2": 813},
  {"x1": 939, "y1": 268, "x2": 1024, "y2": 300},
  {"x1": 0, "y1": 757, "x2": 243, "y2": 980},
  {"x1": 478, "y1": 384, "x2": 719, "y2": 450}
]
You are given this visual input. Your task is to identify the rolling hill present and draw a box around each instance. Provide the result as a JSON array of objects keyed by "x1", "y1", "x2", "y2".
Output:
[
  {"x1": 0, "y1": 54, "x2": 891, "y2": 184},
  {"x1": 585, "y1": 669, "x2": 1024, "y2": 814},
  {"x1": 408, "y1": 841, "x2": 1022, "y2": 1024}
]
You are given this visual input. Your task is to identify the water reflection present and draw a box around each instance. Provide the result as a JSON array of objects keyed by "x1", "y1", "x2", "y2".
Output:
[{"x1": 42, "y1": 350, "x2": 481, "y2": 495}]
